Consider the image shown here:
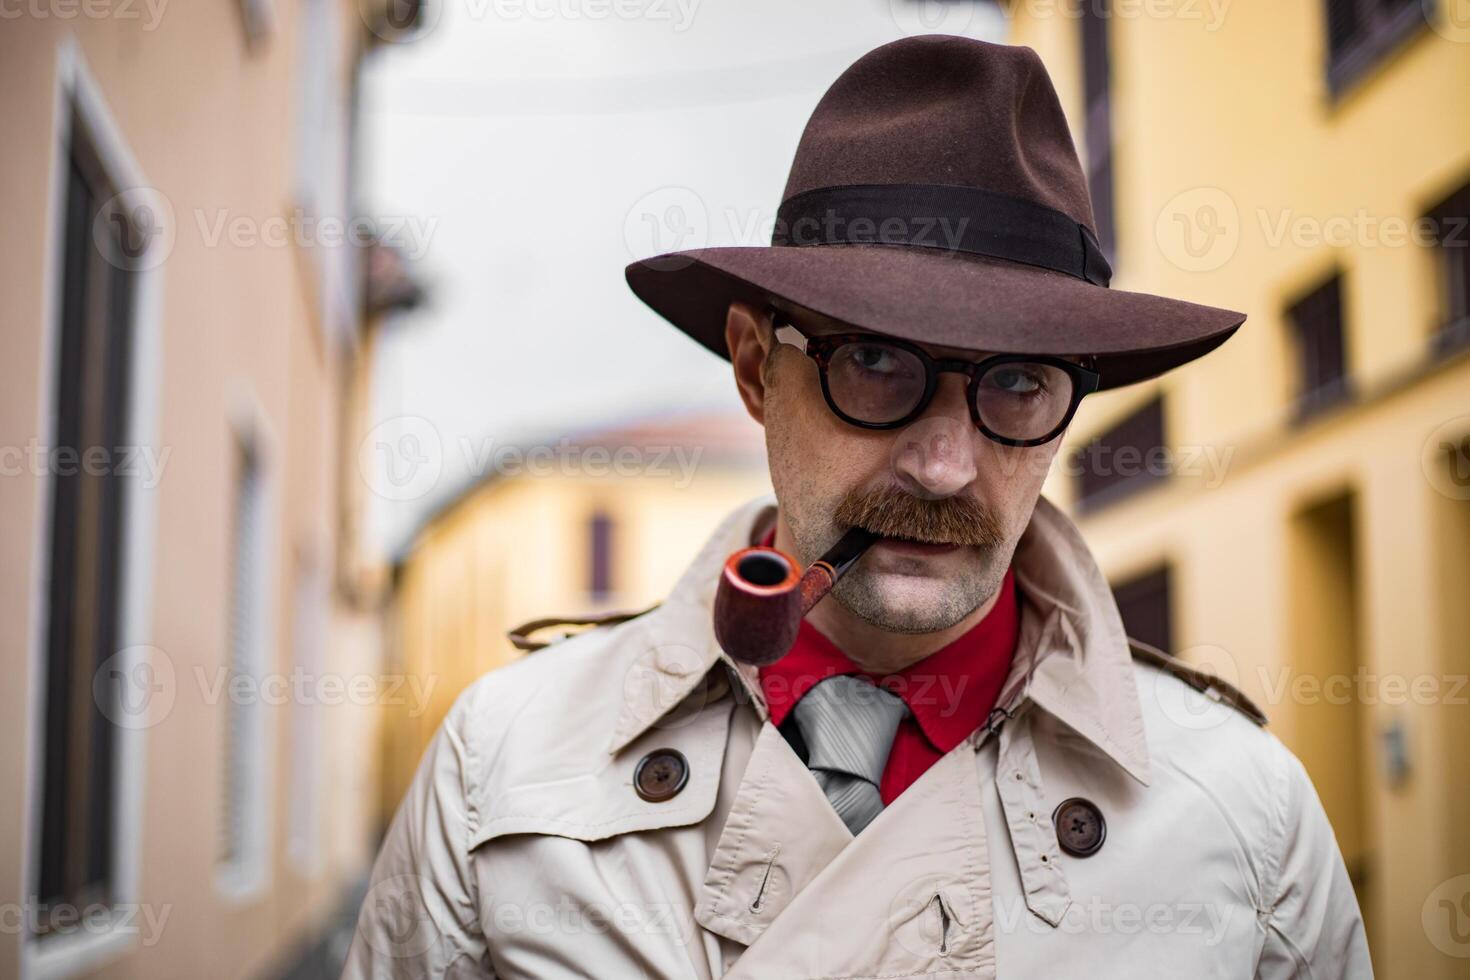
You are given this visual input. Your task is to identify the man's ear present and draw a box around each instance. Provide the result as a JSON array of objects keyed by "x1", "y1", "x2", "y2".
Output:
[{"x1": 726, "y1": 300, "x2": 773, "y2": 425}]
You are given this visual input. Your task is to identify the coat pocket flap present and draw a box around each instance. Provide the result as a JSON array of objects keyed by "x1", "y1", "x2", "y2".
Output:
[{"x1": 470, "y1": 698, "x2": 734, "y2": 848}]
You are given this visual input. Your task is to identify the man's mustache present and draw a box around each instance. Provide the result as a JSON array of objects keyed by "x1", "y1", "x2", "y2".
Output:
[{"x1": 832, "y1": 486, "x2": 1005, "y2": 549}]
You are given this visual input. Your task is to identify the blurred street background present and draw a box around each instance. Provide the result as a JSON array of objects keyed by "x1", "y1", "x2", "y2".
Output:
[{"x1": 1, "y1": 0, "x2": 1468, "y2": 977}]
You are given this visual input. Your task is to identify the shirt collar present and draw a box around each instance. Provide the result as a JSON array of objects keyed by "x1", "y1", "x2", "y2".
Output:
[
  {"x1": 756, "y1": 523, "x2": 1020, "y2": 756},
  {"x1": 605, "y1": 491, "x2": 1150, "y2": 785}
]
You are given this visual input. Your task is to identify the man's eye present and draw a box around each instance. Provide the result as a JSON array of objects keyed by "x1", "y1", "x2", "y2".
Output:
[
  {"x1": 849, "y1": 344, "x2": 902, "y2": 373},
  {"x1": 987, "y1": 367, "x2": 1046, "y2": 395}
]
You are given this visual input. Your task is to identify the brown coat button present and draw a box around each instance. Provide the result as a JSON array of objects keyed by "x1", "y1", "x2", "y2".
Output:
[
  {"x1": 634, "y1": 748, "x2": 689, "y2": 802},
  {"x1": 1052, "y1": 797, "x2": 1106, "y2": 857}
]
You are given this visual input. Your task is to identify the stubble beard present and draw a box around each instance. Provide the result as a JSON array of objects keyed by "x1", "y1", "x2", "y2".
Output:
[{"x1": 829, "y1": 550, "x2": 1003, "y2": 634}]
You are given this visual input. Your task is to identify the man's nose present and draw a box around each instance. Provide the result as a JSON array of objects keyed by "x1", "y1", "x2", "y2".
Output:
[{"x1": 889, "y1": 374, "x2": 978, "y2": 499}]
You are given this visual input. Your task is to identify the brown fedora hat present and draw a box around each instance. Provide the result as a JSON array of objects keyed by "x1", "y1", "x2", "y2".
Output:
[{"x1": 624, "y1": 35, "x2": 1245, "y2": 390}]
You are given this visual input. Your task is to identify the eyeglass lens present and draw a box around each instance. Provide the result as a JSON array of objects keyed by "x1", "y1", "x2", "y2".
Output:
[{"x1": 824, "y1": 338, "x2": 1076, "y2": 441}]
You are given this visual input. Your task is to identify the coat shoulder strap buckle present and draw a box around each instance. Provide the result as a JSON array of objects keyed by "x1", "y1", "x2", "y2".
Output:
[
  {"x1": 1127, "y1": 637, "x2": 1268, "y2": 727},
  {"x1": 507, "y1": 602, "x2": 661, "y2": 652}
]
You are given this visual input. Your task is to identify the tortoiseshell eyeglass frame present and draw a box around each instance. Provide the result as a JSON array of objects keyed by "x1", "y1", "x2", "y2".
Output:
[{"x1": 768, "y1": 307, "x2": 1101, "y2": 448}]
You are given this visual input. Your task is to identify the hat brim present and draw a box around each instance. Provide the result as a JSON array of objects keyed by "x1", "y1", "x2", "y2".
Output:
[{"x1": 625, "y1": 243, "x2": 1244, "y2": 390}]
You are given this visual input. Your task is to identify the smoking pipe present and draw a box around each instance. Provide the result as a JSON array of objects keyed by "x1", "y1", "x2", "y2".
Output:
[{"x1": 712, "y1": 525, "x2": 879, "y2": 666}]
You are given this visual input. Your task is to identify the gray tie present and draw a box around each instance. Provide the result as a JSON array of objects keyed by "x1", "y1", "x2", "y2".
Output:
[{"x1": 790, "y1": 674, "x2": 910, "y2": 835}]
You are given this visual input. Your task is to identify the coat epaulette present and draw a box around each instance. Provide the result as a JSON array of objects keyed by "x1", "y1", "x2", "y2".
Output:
[
  {"x1": 507, "y1": 602, "x2": 662, "y2": 652},
  {"x1": 1127, "y1": 637, "x2": 1268, "y2": 727}
]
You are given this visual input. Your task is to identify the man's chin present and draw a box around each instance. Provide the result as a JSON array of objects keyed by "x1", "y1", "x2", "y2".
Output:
[{"x1": 835, "y1": 571, "x2": 980, "y2": 635}]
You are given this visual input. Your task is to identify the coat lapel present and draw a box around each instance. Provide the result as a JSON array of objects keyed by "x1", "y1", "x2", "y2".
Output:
[
  {"x1": 720, "y1": 741, "x2": 997, "y2": 980},
  {"x1": 695, "y1": 721, "x2": 852, "y2": 946}
]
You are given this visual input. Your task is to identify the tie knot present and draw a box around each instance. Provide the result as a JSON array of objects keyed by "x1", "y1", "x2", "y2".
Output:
[{"x1": 790, "y1": 674, "x2": 910, "y2": 785}]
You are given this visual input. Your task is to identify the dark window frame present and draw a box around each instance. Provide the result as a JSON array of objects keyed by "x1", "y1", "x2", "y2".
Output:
[
  {"x1": 1285, "y1": 272, "x2": 1353, "y2": 422},
  {"x1": 1073, "y1": 394, "x2": 1168, "y2": 514},
  {"x1": 34, "y1": 106, "x2": 139, "y2": 932},
  {"x1": 1425, "y1": 179, "x2": 1470, "y2": 357},
  {"x1": 1112, "y1": 564, "x2": 1175, "y2": 655},
  {"x1": 588, "y1": 509, "x2": 615, "y2": 601},
  {"x1": 1323, "y1": 0, "x2": 1432, "y2": 98},
  {"x1": 1079, "y1": 0, "x2": 1116, "y2": 266}
]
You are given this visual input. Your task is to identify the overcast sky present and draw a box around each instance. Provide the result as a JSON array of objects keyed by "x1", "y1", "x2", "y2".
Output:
[{"x1": 358, "y1": 0, "x2": 1006, "y2": 551}]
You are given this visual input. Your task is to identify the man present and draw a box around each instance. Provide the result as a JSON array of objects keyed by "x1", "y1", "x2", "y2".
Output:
[{"x1": 344, "y1": 35, "x2": 1370, "y2": 979}]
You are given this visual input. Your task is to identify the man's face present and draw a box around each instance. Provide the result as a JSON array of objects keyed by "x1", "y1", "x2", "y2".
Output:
[{"x1": 728, "y1": 301, "x2": 1071, "y2": 635}]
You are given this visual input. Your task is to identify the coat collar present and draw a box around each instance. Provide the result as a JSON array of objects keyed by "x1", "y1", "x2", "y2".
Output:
[
  {"x1": 606, "y1": 491, "x2": 1150, "y2": 786},
  {"x1": 1001, "y1": 493, "x2": 1151, "y2": 784}
]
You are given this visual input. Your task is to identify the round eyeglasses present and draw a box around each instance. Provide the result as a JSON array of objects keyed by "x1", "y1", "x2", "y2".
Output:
[{"x1": 771, "y1": 312, "x2": 1100, "y2": 447}]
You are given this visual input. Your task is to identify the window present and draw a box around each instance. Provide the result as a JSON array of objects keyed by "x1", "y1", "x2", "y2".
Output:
[
  {"x1": 1323, "y1": 0, "x2": 1430, "y2": 96},
  {"x1": 1080, "y1": 0, "x2": 1116, "y2": 264},
  {"x1": 1073, "y1": 395, "x2": 1166, "y2": 512},
  {"x1": 1426, "y1": 179, "x2": 1470, "y2": 355},
  {"x1": 28, "y1": 47, "x2": 167, "y2": 977},
  {"x1": 1112, "y1": 565, "x2": 1174, "y2": 654},
  {"x1": 219, "y1": 432, "x2": 272, "y2": 895},
  {"x1": 34, "y1": 107, "x2": 138, "y2": 933},
  {"x1": 1286, "y1": 273, "x2": 1351, "y2": 420},
  {"x1": 588, "y1": 510, "x2": 615, "y2": 602}
]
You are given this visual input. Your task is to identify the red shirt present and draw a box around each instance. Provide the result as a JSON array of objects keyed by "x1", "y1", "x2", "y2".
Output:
[{"x1": 755, "y1": 527, "x2": 1021, "y2": 804}]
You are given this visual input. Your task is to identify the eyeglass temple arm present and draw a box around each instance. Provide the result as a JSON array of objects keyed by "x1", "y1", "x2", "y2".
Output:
[
  {"x1": 772, "y1": 324, "x2": 808, "y2": 354},
  {"x1": 766, "y1": 307, "x2": 808, "y2": 352}
]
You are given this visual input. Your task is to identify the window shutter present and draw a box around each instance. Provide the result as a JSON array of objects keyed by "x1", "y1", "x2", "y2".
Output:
[
  {"x1": 1074, "y1": 395, "x2": 1167, "y2": 512},
  {"x1": 221, "y1": 441, "x2": 267, "y2": 879},
  {"x1": 1286, "y1": 273, "x2": 1350, "y2": 419},
  {"x1": 36, "y1": 110, "x2": 136, "y2": 926},
  {"x1": 1079, "y1": 0, "x2": 1116, "y2": 263},
  {"x1": 1426, "y1": 179, "x2": 1470, "y2": 355},
  {"x1": 1112, "y1": 565, "x2": 1174, "y2": 655},
  {"x1": 1323, "y1": 0, "x2": 1431, "y2": 95},
  {"x1": 1325, "y1": 0, "x2": 1363, "y2": 63},
  {"x1": 588, "y1": 510, "x2": 614, "y2": 601}
]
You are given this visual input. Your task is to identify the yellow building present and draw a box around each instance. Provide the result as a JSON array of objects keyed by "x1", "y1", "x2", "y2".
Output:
[
  {"x1": 1007, "y1": 2, "x2": 1470, "y2": 976},
  {"x1": 0, "y1": 3, "x2": 421, "y2": 977},
  {"x1": 382, "y1": 412, "x2": 771, "y2": 815}
]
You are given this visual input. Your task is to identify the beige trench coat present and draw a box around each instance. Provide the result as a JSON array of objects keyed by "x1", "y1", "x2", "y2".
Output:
[{"x1": 343, "y1": 493, "x2": 1371, "y2": 979}]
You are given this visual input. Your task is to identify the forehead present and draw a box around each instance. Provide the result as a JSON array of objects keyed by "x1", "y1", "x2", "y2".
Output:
[{"x1": 771, "y1": 303, "x2": 1006, "y2": 361}]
